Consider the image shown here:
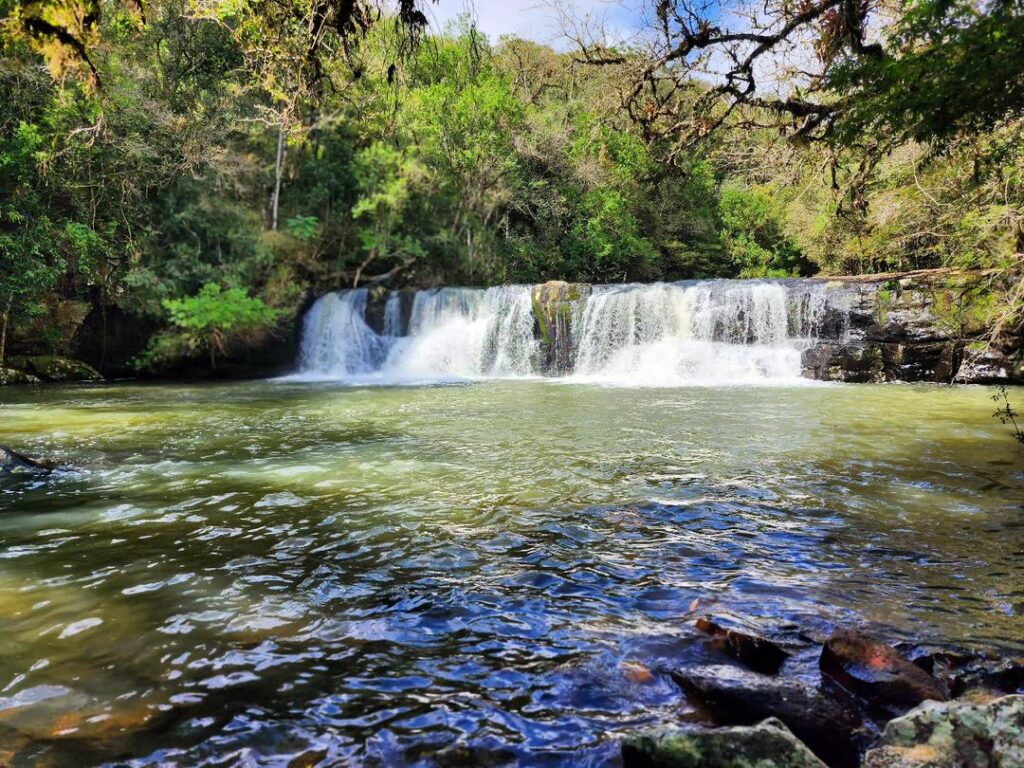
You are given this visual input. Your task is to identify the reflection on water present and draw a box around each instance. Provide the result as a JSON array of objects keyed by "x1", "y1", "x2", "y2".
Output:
[{"x1": 0, "y1": 381, "x2": 1022, "y2": 766}]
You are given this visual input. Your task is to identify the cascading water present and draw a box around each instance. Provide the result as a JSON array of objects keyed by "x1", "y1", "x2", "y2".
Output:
[
  {"x1": 297, "y1": 286, "x2": 539, "y2": 382},
  {"x1": 570, "y1": 281, "x2": 836, "y2": 385},
  {"x1": 294, "y1": 280, "x2": 844, "y2": 385}
]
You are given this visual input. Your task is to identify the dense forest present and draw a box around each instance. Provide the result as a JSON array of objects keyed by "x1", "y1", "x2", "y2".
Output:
[{"x1": 1, "y1": 0, "x2": 1022, "y2": 374}]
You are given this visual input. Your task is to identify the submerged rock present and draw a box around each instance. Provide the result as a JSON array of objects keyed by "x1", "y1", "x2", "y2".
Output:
[
  {"x1": 621, "y1": 718, "x2": 827, "y2": 768},
  {"x1": 695, "y1": 616, "x2": 792, "y2": 674},
  {"x1": 7, "y1": 355, "x2": 102, "y2": 383},
  {"x1": 670, "y1": 664, "x2": 863, "y2": 767},
  {"x1": 820, "y1": 630, "x2": 948, "y2": 710},
  {"x1": 0, "y1": 446, "x2": 51, "y2": 476},
  {"x1": 862, "y1": 694, "x2": 1024, "y2": 767}
]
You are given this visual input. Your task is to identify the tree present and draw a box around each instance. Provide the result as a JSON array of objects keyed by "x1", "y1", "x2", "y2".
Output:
[{"x1": 141, "y1": 283, "x2": 280, "y2": 370}]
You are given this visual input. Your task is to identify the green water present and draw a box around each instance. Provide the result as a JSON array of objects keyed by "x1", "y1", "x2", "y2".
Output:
[{"x1": 0, "y1": 380, "x2": 1021, "y2": 765}]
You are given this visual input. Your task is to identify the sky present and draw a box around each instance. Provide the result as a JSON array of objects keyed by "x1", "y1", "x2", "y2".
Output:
[{"x1": 424, "y1": 0, "x2": 643, "y2": 47}]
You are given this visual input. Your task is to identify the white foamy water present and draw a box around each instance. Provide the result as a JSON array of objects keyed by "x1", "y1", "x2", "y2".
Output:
[
  {"x1": 568, "y1": 281, "x2": 832, "y2": 386},
  {"x1": 292, "y1": 280, "x2": 843, "y2": 386},
  {"x1": 295, "y1": 286, "x2": 538, "y2": 383}
]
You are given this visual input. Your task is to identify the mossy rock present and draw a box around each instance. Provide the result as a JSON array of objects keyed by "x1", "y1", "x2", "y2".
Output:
[
  {"x1": 863, "y1": 695, "x2": 1024, "y2": 767},
  {"x1": 0, "y1": 367, "x2": 41, "y2": 386},
  {"x1": 622, "y1": 719, "x2": 827, "y2": 768},
  {"x1": 7, "y1": 356, "x2": 102, "y2": 383}
]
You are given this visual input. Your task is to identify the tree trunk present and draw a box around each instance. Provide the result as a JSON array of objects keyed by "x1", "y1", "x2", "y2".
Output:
[
  {"x1": 271, "y1": 122, "x2": 287, "y2": 231},
  {"x1": 0, "y1": 294, "x2": 11, "y2": 368}
]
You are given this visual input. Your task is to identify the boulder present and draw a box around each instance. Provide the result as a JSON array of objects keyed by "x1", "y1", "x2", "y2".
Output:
[
  {"x1": 670, "y1": 664, "x2": 863, "y2": 767},
  {"x1": 0, "y1": 446, "x2": 51, "y2": 476},
  {"x1": 6, "y1": 355, "x2": 102, "y2": 383},
  {"x1": 695, "y1": 616, "x2": 792, "y2": 674},
  {"x1": 0, "y1": 367, "x2": 40, "y2": 386},
  {"x1": 953, "y1": 345, "x2": 1021, "y2": 384},
  {"x1": 862, "y1": 694, "x2": 1024, "y2": 767},
  {"x1": 820, "y1": 630, "x2": 947, "y2": 711},
  {"x1": 622, "y1": 718, "x2": 827, "y2": 768}
]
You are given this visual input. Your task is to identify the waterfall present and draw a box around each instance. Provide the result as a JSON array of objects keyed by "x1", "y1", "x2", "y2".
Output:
[
  {"x1": 297, "y1": 286, "x2": 539, "y2": 382},
  {"x1": 294, "y1": 280, "x2": 844, "y2": 385},
  {"x1": 569, "y1": 281, "x2": 837, "y2": 385}
]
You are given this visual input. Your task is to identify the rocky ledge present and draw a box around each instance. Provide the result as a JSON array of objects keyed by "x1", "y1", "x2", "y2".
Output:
[
  {"x1": 0, "y1": 355, "x2": 102, "y2": 386},
  {"x1": 798, "y1": 269, "x2": 1021, "y2": 384}
]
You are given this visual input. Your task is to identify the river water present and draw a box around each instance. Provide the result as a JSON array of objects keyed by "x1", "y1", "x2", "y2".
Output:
[{"x1": 1, "y1": 380, "x2": 1022, "y2": 766}]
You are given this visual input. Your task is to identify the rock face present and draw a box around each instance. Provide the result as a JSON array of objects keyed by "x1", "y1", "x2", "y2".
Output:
[
  {"x1": 862, "y1": 695, "x2": 1024, "y2": 767},
  {"x1": 820, "y1": 630, "x2": 948, "y2": 711},
  {"x1": 800, "y1": 270, "x2": 1020, "y2": 384},
  {"x1": 670, "y1": 664, "x2": 863, "y2": 767},
  {"x1": 622, "y1": 718, "x2": 828, "y2": 768},
  {"x1": 531, "y1": 281, "x2": 591, "y2": 374}
]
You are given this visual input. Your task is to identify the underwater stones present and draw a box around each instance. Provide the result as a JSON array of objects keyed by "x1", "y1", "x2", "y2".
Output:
[
  {"x1": 861, "y1": 695, "x2": 1024, "y2": 768},
  {"x1": 695, "y1": 616, "x2": 792, "y2": 674},
  {"x1": 621, "y1": 718, "x2": 828, "y2": 768},
  {"x1": 820, "y1": 630, "x2": 948, "y2": 711},
  {"x1": 670, "y1": 664, "x2": 863, "y2": 768},
  {"x1": 0, "y1": 446, "x2": 51, "y2": 476}
]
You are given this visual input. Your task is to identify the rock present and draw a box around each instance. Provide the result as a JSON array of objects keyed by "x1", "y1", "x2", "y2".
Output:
[
  {"x1": 6, "y1": 355, "x2": 102, "y2": 383},
  {"x1": 0, "y1": 367, "x2": 41, "y2": 386},
  {"x1": 531, "y1": 281, "x2": 591, "y2": 374},
  {"x1": 862, "y1": 694, "x2": 1024, "y2": 767},
  {"x1": 622, "y1": 718, "x2": 827, "y2": 768},
  {"x1": 801, "y1": 343, "x2": 884, "y2": 383},
  {"x1": 670, "y1": 664, "x2": 863, "y2": 767},
  {"x1": 0, "y1": 446, "x2": 52, "y2": 476},
  {"x1": 695, "y1": 616, "x2": 791, "y2": 674},
  {"x1": 948, "y1": 657, "x2": 1024, "y2": 698},
  {"x1": 953, "y1": 344, "x2": 1020, "y2": 384},
  {"x1": 820, "y1": 630, "x2": 947, "y2": 711}
]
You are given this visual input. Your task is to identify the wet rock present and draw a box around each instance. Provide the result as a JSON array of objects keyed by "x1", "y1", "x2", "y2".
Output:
[
  {"x1": 948, "y1": 657, "x2": 1024, "y2": 698},
  {"x1": 7, "y1": 355, "x2": 102, "y2": 383},
  {"x1": 695, "y1": 616, "x2": 791, "y2": 674},
  {"x1": 0, "y1": 367, "x2": 40, "y2": 386},
  {"x1": 622, "y1": 718, "x2": 827, "y2": 768},
  {"x1": 670, "y1": 664, "x2": 863, "y2": 767},
  {"x1": 820, "y1": 630, "x2": 947, "y2": 711},
  {"x1": 0, "y1": 446, "x2": 51, "y2": 476},
  {"x1": 953, "y1": 344, "x2": 1022, "y2": 384},
  {"x1": 862, "y1": 694, "x2": 1024, "y2": 767},
  {"x1": 801, "y1": 343, "x2": 884, "y2": 383},
  {"x1": 531, "y1": 281, "x2": 591, "y2": 374}
]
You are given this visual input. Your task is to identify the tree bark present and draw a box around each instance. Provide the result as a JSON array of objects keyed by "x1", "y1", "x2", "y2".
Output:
[
  {"x1": 0, "y1": 294, "x2": 11, "y2": 367},
  {"x1": 271, "y1": 122, "x2": 287, "y2": 231}
]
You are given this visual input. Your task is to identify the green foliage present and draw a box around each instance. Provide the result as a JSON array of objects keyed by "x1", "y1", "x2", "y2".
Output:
[
  {"x1": 718, "y1": 187, "x2": 812, "y2": 278},
  {"x1": 139, "y1": 284, "x2": 280, "y2": 370}
]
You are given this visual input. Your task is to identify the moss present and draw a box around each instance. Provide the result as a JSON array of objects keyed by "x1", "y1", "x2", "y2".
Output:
[{"x1": 876, "y1": 288, "x2": 894, "y2": 324}]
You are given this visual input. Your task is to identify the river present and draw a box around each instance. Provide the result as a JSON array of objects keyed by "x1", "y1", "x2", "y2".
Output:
[{"x1": 1, "y1": 379, "x2": 1021, "y2": 765}]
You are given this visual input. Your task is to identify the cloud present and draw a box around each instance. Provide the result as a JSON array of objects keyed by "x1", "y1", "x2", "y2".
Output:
[{"x1": 424, "y1": 0, "x2": 641, "y2": 47}]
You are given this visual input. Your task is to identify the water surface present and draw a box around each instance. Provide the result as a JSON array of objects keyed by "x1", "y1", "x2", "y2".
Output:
[{"x1": 1, "y1": 381, "x2": 1022, "y2": 766}]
